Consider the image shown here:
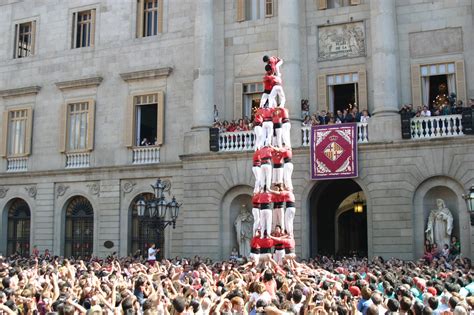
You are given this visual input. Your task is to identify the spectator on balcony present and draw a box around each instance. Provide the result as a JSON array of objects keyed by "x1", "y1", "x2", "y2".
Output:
[
  {"x1": 360, "y1": 110, "x2": 370, "y2": 123},
  {"x1": 421, "y1": 105, "x2": 431, "y2": 117},
  {"x1": 335, "y1": 110, "x2": 344, "y2": 124},
  {"x1": 302, "y1": 115, "x2": 311, "y2": 127},
  {"x1": 318, "y1": 110, "x2": 330, "y2": 125},
  {"x1": 301, "y1": 99, "x2": 310, "y2": 119},
  {"x1": 221, "y1": 120, "x2": 230, "y2": 132},
  {"x1": 227, "y1": 120, "x2": 238, "y2": 132},
  {"x1": 342, "y1": 109, "x2": 354, "y2": 123},
  {"x1": 237, "y1": 118, "x2": 249, "y2": 131},
  {"x1": 328, "y1": 116, "x2": 336, "y2": 125},
  {"x1": 469, "y1": 98, "x2": 474, "y2": 108},
  {"x1": 140, "y1": 138, "x2": 151, "y2": 146},
  {"x1": 311, "y1": 114, "x2": 321, "y2": 126},
  {"x1": 352, "y1": 106, "x2": 361, "y2": 122},
  {"x1": 399, "y1": 104, "x2": 415, "y2": 117}
]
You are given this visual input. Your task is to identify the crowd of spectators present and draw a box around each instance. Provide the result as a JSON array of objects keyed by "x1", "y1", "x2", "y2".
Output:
[
  {"x1": 212, "y1": 118, "x2": 252, "y2": 133},
  {"x1": 399, "y1": 98, "x2": 474, "y2": 118},
  {"x1": 302, "y1": 106, "x2": 370, "y2": 127},
  {"x1": 0, "y1": 251, "x2": 472, "y2": 314}
]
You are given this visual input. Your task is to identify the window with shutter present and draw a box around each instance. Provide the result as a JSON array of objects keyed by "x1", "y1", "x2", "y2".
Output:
[
  {"x1": 455, "y1": 60, "x2": 466, "y2": 103},
  {"x1": 126, "y1": 92, "x2": 165, "y2": 147},
  {"x1": 61, "y1": 100, "x2": 95, "y2": 153},
  {"x1": 234, "y1": 83, "x2": 243, "y2": 120},
  {"x1": 357, "y1": 70, "x2": 368, "y2": 112},
  {"x1": 318, "y1": 75, "x2": 328, "y2": 111},
  {"x1": 318, "y1": 0, "x2": 328, "y2": 10},
  {"x1": 14, "y1": 21, "x2": 36, "y2": 58},
  {"x1": 72, "y1": 9, "x2": 96, "y2": 48},
  {"x1": 411, "y1": 65, "x2": 422, "y2": 108},
  {"x1": 0, "y1": 107, "x2": 33, "y2": 158},
  {"x1": 137, "y1": 0, "x2": 164, "y2": 37}
]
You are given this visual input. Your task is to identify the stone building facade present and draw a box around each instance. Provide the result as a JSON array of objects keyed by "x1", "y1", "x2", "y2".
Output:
[{"x1": 0, "y1": 0, "x2": 473, "y2": 260}]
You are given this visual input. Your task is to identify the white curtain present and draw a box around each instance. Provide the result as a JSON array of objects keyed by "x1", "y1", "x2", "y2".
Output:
[
  {"x1": 447, "y1": 74, "x2": 456, "y2": 95},
  {"x1": 422, "y1": 77, "x2": 430, "y2": 107},
  {"x1": 328, "y1": 85, "x2": 335, "y2": 113},
  {"x1": 8, "y1": 118, "x2": 25, "y2": 155},
  {"x1": 136, "y1": 106, "x2": 142, "y2": 145},
  {"x1": 68, "y1": 105, "x2": 88, "y2": 150}
]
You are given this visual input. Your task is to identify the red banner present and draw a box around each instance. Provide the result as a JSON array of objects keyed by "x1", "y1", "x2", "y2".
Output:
[{"x1": 310, "y1": 123, "x2": 358, "y2": 180}]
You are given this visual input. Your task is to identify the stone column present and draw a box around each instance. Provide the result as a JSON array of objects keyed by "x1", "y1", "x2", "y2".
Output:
[
  {"x1": 368, "y1": 0, "x2": 401, "y2": 141},
  {"x1": 184, "y1": 0, "x2": 215, "y2": 154},
  {"x1": 278, "y1": 0, "x2": 302, "y2": 147}
]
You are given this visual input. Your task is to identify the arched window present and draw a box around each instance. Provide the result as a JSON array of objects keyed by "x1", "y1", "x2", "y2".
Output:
[
  {"x1": 7, "y1": 198, "x2": 30, "y2": 256},
  {"x1": 64, "y1": 196, "x2": 93, "y2": 258},
  {"x1": 130, "y1": 193, "x2": 163, "y2": 259}
]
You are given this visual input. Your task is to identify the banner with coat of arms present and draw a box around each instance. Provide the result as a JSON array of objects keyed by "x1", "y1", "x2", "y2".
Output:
[{"x1": 310, "y1": 123, "x2": 358, "y2": 180}]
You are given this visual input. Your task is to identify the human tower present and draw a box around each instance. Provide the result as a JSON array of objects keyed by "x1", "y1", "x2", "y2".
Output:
[{"x1": 249, "y1": 56, "x2": 296, "y2": 265}]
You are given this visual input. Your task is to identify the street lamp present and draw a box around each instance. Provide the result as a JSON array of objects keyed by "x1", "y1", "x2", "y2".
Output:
[
  {"x1": 353, "y1": 193, "x2": 364, "y2": 214},
  {"x1": 462, "y1": 186, "x2": 474, "y2": 225},
  {"x1": 136, "y1": 179, "x2": 182, "y2": 247}
]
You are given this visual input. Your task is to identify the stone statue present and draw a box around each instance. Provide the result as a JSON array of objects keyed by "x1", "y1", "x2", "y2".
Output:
[
  {"x1": 234, "y1": 204, "x2": 254, "y2": 257},
  {"x1": 425, "y1": 199, "x2": 454, "y2": 248}
]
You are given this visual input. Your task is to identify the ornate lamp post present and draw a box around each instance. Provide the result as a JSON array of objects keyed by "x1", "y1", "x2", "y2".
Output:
[
  {"x1": 353, "y1": 193, "x2": 364, "y2": 214},
  {"x1": 462, "y1": 186, "x2": 474, "y2": 225},
  {"x1": 136, "y1": 179, "x2": 181, "y2": 247}
]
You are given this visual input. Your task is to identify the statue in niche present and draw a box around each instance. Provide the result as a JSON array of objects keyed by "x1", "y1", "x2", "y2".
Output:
[
  {"x1": 425, "y1": 198, "x2": 454, "y2": 248},
  {"x1": 234, "y1": 204, "x2": 254, "y2": 257}
]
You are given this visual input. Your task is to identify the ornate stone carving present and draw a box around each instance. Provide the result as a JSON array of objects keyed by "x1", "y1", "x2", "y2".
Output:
[
  {"x1": 162, "y1": 179, "x2": 172, "y2": 193},
  {"x1": 122, "y1": 181, "x2": 136, "y2": 194},
  {"x1": 56, "y1": 184, "x2": 70, "y2": 198},
  {"x1": 87, "y1": 183, "x2": 100, "y2": 195},
  {"x1": 0, "y1": 186, "x2": 9, "y2": 198},
  {"x1": 318, "y1": 21, "x2": 366, "y2": 61},
  {"x1": 24, "y1": 185, "x2": 37, "y2": 199}
]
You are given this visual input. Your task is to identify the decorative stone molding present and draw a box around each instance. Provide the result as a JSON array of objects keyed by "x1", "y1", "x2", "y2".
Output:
[
  {"x1": 55, "y1": 77, "x2": 103, "y2": 91},
  {"x1": 0, "y1": 86, "x2": 41, "y2": 98},
  {"x1": 56, "y1": 184, "x2": 70, "y2": 198},
  {"x1": 122, "y1": 181, "x2": 136, "y2": 195},
  {"x1": 0, "y1": 186, "x2": 9, "y2": 198},
  {"x1": 162, "y1": 179, "x2": 172, "y2": 193},
  {"x1": 87, "y1": 183, "x2": 100, "y2": 195},
  {"x1": 119, "y1": 67, "x2": 173, "y2": 82},
  {"x1": 24, "y1": 185, "x2": 37, "y2": 199}
]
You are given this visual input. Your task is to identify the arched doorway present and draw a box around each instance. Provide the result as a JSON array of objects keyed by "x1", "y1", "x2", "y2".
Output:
[
  {"x1": 129, "y1": 193, "x2": 163, "y2": 259},
  {"x1": 6, "y1": 198, "x2": 31, "y2": 256},
  {"x1": 310, "y1": 179, "x2": 367, "y2": 257},
  {"x1": 64, "y1": 196, "x2": 94, "y2": 258}
]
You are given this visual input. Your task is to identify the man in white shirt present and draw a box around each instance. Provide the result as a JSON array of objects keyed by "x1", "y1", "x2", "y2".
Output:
[
  {"x1": 147, "y1": 243, "x2": 159, "y2": 266},
  {"x1": 421, "y1": 105, "x2": 431, "y2": 117}
]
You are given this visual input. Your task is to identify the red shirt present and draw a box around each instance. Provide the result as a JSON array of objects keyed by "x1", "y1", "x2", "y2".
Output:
[
  {"x1": 272, "y1": 108, "x2": 283, "y2": 124},
  {"x1": 258, "y1": 192, "x2": 273, "y2": 204},
  {"x1": 262, "y1": 107, "x2": 273, "y2": 120},
  {"x1": 280, "y1": 190, "x2": 295, "y2": 203},
  {"x1": 282, "y1": 238, "x2": 295, "y2": 249},
  {"x1": 250, "y1": 236, "x2": 261, "y2": 249},
  {"x1": 267, "y1": 56, "x2": 281, "y2": 74},
  {"x1": 281, "y1": 148, "x2": 292, "y2": 161},
  {"x1": 256, "y1": 237, "x2": 274, "y2": 249},
  {"x1": 258, "y1": 146, "x2": 273, "y2": 160},
  {"x1": 271, "y1": 150, "x2": 284, "y2": 165},
  {"x1": 252, "y1": 194, "x2": 259, "y2": 208},
  {"x1": 272, "y1": 192, "x2": 284, "y2": 203},
  {"x1": 254, "y1": 109, "x2": 264, "y2": 124},
  {"x1": 263, "y1": 73, "x2": 278, "y2": 91},
  {"x1": 252, "y1": 151, "x2": 261, "y2": 167}
]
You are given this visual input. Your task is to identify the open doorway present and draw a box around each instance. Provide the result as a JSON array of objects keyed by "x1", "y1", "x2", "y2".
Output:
[
  {"x1": 428, "y1": 75, "x2": 448, "y2": 111},
  {"x1": 309, "y1": 179, "x2": 367, "y2": 257}
]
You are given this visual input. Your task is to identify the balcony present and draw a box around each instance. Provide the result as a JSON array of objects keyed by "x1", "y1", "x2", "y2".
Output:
[
  {"x1": 132, "y1": 146, "x2": 160, "y2": 164},
  {"x1": 65, "y1": 152, "x2": 90, "y2": 169},
  {"x1": 217, "y1": 123, "x2": 369, "y2": 152},
  {"x1": 410, "y1": 114, "x2": 464, "y2": 139},
  {"x1": 7, "y1": 157, "x2": 28, "y2": 172}
]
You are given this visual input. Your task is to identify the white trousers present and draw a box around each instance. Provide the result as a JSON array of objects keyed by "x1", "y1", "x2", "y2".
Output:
[
  {"x1": 252, "y1": 166, "x2": 262, "y2": 193},
  {"x1": 283, "y1": 162, "x2": 293, "y2": 190},
  {"x1": 272, "y1": 167, "x2": 283, "y2": 185},
  {"x1": 282, "y1": 122, "x2": 291, "y2": 148},
  {"x1": 262, "y1": 121, "x2": 273, "y2": 146},
  {"x1": 252, "y1": 207, "x2": 260, "y2": 236},
  {"x1": 260, "y1": 93, "x2": 270, "y2": 108},
  {"x1": 260, "y1": 209, "x2": 272, "y2": 238},
  {"x1": 260, "y1": 164, "x2": 272, "y2": 191},
  {"x1": 269, "y1": 86, "x2": 286, "y2": 108},
  {"x1": 249, "y1": 253, "x2": 260, "y2": 265},
  {"x1": 274, "y1": 249, "x2": 285, "y2": 265},
  {"x1": 254, "y1": 125, "x2": 263, "y2": 150},
  {"x1": 285, "y1": 207, "x2": 295, "y2": 237},
  {"x1": 274, "y1": 127, "x2": 282, "y2": 148},
  {"x1": 272, "y1": 207, "x2": 284, "y2": 231},
  {"x1": 275, "y1": 59, "x2": 283, "y2": 77}
]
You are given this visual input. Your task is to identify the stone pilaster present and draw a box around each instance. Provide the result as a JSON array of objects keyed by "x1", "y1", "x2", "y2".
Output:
[
  {"x1": 278, "y1": 0, "x2": 302, "y2": 147},
  {"x1": 184, "y1": 0, "x2": 215, "y2": 154},
  {"x1": 368, "y1": 0, "x2": 401, "y2": 141}
]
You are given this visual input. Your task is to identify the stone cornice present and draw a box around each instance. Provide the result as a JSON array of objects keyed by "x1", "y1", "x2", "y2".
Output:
[
  {"x1": 119, "y1": 67, "x2": 173, "y2": 82},
  {"x1": 0, "y1": 86, "x2": 41, "y2": 98},
  {"x1": 55, "y1": 76, "x2": 103, "y2": 91}
]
